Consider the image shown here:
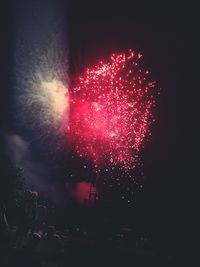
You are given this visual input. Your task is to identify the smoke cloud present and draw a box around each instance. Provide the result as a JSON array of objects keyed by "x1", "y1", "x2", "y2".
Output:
[{"x1": 1, "y1": 129, "x2": 47, "y2": 191}]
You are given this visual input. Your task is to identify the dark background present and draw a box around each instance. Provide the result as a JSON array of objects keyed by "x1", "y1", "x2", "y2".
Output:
[
  {"x1": 1, "y1": 0, "x2": 199, "y2": 264},
  {"x1": 67, "y1": 1, "x2": 199, "y2": 261}
]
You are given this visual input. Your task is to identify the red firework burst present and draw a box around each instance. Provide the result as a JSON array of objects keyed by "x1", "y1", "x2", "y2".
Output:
[{"x1": 69, "y1": 50, "x2": 157, "y2": 172}]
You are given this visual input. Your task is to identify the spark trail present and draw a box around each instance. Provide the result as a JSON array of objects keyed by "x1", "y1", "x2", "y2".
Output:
[
  {"x1": 15, "y1": 40, "x2": 69, "y2": 144},
  {"x1": 69, "y1": 50, "x2": 157, "y2": 173}
]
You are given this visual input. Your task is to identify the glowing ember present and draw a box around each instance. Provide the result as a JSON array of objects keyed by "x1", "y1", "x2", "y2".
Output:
[
  {"x1": 69, "y1": 50, "x2": 157, "y2": 171},
  {"x1": 70, "y1": 182, "x2": 97, "y2": 203}
]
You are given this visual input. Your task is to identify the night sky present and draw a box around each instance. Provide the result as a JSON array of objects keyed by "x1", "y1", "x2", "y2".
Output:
[{"x1": 0, "y1": 0, "x2": 199, "y2": 262}]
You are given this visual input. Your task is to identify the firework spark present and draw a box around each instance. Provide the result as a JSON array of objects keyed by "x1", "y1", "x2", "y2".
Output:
[
  {"x1": 69, "y1": 50, "x2": 157, "y2": 172},
  {"x1": 37, "y1": 77, "x2": 69, "y2": 130},
  {"x1": 15, "y1": 39, "x2": 69, "y2": 142}
]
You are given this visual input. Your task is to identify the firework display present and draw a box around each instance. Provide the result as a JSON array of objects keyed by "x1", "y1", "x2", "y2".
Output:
[
  {"x1": 15, "y1": 38, "x2": 69, "y2": 145},
  {"x1": 15, "y1": 44, "x2": 158, "y2": 196},
  {"x1": 69, "y1": 50, "x2": 157, "y2": 173}
]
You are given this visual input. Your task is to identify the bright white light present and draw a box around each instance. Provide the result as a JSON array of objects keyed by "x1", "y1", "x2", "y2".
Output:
[
  {"x1": 18, "y1": 74, "x2": 69, "y2": 138},
  {"x1": 40, "y1": 79, "x2": 68, "y2": 121}
]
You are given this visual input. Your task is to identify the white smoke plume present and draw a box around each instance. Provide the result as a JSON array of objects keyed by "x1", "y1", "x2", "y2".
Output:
[{"x1": 2, "y1": 130, "x2": 47, "y2": 191}]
